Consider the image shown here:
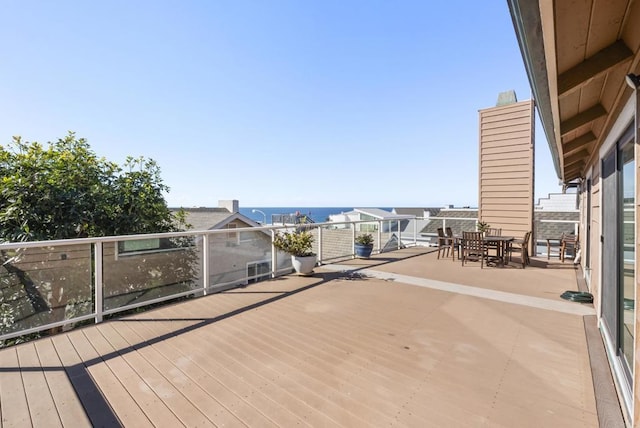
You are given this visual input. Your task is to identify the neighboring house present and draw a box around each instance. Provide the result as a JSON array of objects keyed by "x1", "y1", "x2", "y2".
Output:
[
  {"x1": 533, "y1": 193, "x2": 580, "y2": 254},
  {"x1": 535, "y1": 192, "x2": 578, "y2": 211},
  {"x1": 420, "y1": 208, "x2": 479, "y2": 245},
  {"x1": 328, "y1": 208, "x2": 413, "y2": 233},
  {"x1": 509, "y1": 2, "x2": 640, "y2": 423},
  {"x1": 173, "y1": 200, "x2": 261, "y2": 232},
  {"x1": 392, "y1": 207, "x2": 441, "y2": 218},
  {"x1": 392, "y1": 207, "x2": 441, "y2": 247},
  {"x1": 172, "y1": 200, "x2": 274, "y2": 289},
  {"x1": 418, "y1": 198, "x2": 579, "y2": 254}
]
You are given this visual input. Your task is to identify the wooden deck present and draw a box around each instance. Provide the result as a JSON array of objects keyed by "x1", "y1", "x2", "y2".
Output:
[{"x1": 0, "y1": 248, "x2": 603, "y2": 427}]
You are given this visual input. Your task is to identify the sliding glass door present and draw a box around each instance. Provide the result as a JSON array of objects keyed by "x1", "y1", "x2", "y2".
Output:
[{"x1": 601, "y1": 125, "x2": 635, "y2": 388}]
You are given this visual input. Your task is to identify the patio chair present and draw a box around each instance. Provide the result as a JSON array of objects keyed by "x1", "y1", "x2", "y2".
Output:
[
  {"x1": 437, "y1": 227, "x2": 452, "y2": 259},
  {"x1": 485, "y1": 227, "x2": 502, "y2": 257},
  {"x1": 461, "y1": 231, "x2": 487, "y2": 268},
  {"x1": 546, "y1": 237, "x2": 562, "y2": 259},
  {"x1": 507, "y1": 231, "x2": 531, "y2": 268},
  {"x1": 445, "y1": 227, "x2": 459, "y2": 261},
  {"x1": 560, "y1": 233, "x2": 578, "y2": 262},
  {"x1": 486, "y1": 228, "x2": 502, "y2": 236}
]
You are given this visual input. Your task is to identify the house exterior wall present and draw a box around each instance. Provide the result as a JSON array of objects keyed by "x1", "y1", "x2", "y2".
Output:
[
  {"x1": 478, "y1": 99, "x2": 535, "y2": 244},
  {"x1": 587, "y1": 163, "x2": 601, "y2": 310},
  {"x1": 535, "y1": 192, "x2": 578, "y2": 210},
  {"x1": 577, "y1": 93, "x2": 638, "y2": 423}
]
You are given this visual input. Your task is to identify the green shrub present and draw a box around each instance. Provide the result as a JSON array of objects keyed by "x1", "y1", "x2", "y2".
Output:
[{"x1": 273, "y1": 230, "x2": 315, "y2": 257}]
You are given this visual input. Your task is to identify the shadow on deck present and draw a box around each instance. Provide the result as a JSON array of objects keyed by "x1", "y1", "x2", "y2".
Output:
[{"x1": 0, "y1": 247, "x2": 618, "y2": 427}]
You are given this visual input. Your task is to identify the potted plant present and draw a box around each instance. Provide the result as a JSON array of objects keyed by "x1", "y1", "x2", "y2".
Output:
[
  {"x1": 355, "y1": 233, "x2": 374, "y2": 258},
  {"x1": 273, "y1": 229, "x2": 316, "y2": 275},
  {"x1": 476, "y1": 221, "x2": 491, "y2": 235}
]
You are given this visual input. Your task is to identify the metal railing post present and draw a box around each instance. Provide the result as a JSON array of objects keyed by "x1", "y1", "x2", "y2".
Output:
[
  {"x1": 397, "y1": 219, "x2": 401, "y2": 249},
  {"x1": 318, "y1": 226, "x2": 323, "y2": 265},
  {"x1": 377, "y1": 221, "x2": 382, "y2": 253},
  {"x1": 352, "y1": 223, "x2": 357, "y2": 258},
  {"x1": 94, "y1": 242, "x2": 103, "y2": 324},
  {"x1": 202, "y1": 234, "x2": 209, "y2": 295},
  {"x1": 271, "y1": 229, "x2": 277, "y2": 278}
]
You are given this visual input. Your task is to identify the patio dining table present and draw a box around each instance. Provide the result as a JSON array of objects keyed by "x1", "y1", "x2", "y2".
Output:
[
  {"x1": 451, "y1": 234, "x2": 515, "y2": 266},
  {"x1": 483, "y1": 235, "x2": 514, "y2": 266},
  {"x1": 453, "y1": 234, "x2": 515, "y2": 266}
]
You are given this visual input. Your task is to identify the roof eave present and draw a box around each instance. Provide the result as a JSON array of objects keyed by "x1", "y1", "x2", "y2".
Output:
[{"x1": 507, "y1": 0, "x2": 562, "y2": 182}]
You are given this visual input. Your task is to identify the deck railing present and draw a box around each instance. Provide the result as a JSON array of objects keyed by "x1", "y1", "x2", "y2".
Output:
[
  {"x1": 5, "y1": 213, "x2": 541, "y2": 342},
  {"x1": 0, "y1": 216, "x2": 418, "y2": 343}
]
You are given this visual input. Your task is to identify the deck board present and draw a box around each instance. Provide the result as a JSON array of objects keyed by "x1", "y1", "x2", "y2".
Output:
[
  {"x1": 140, "y1": 301, "x2": 337, "y2": 427},
  {"x1": 90, "y1": 324, "x2": 216, "y2": 428},
  {"x1": 16, "y1": 343, "x2": 62, "y2": 428},
  {"x1": 0, "y1": 250, "x2": 606, "y2": 427},
  {"x1": 209, "y1": 298, "x2": 426, "y2": 423},
  {"x1": 77, "y1": 326, "x2": 181, "y2": 428},
  {"x1": 32, "y1": 339, "x2": 91, "y2": 428},
  {"x1": 0, "y1": 347, "x2": 31, "y2": 427},
  {"x1": 228, "y1": 308, "x2": 409, "y2": 420},
  {"x1": 118, "y1": 320, "x2": 283, "y2": 428},
  {"x1": 52, "y1": 330, "x2": 150, "y2": 428}
]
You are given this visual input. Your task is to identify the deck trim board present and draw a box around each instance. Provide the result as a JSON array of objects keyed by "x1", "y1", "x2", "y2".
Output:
[{"x1": 322, "y1": 264, "x2": 595, "y2": 316}]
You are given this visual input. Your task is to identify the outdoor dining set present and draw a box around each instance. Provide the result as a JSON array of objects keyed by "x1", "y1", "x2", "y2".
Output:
[{"x1": 436, "y1": 227, "x2": 531, "y2": 268}]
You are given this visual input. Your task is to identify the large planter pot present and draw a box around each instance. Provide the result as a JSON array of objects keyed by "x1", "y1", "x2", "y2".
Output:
[
  {"x1": 355, "y1": 243, "x2": 374, "y2": 258},
  {"x1": 291, "y1": 254, "x2": 316, "y2": 275}
]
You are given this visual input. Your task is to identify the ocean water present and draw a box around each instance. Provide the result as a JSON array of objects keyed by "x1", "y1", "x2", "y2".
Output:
[{"x1": 239, "y1": 207, "x2": 391, "y2": 224}]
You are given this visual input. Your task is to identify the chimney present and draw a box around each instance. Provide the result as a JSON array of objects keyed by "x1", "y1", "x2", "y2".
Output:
[
  {"x1": 496, "y1": 90, "x2": 517, "y2": 106},
  {"x1": 219, "y1": 200, "x2": 239, "y2": 213}
]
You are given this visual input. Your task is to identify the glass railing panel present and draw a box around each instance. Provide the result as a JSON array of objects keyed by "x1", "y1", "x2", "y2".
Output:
[
  {"x1": 208, "y1": 229, "x2": 275, "y2": 290},
  {"x1": 320, "y1": 224, "x2": 355, "y2": 262},
  {"x1": 103, "y1": 235, "x2": 203, "y2": 311},
  {"x1": 0, "y1": 243, "x2": 92, "y2": 337}
]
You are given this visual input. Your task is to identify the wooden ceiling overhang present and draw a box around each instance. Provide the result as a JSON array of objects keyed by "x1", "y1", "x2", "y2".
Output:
[{"x1": 508, "y1": 0, "x2": 640, "y2": 183}]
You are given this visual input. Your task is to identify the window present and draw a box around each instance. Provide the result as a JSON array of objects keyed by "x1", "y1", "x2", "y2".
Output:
[
  {"x1": 117, "y1": 236, "x2": 195, "y2": 258},
  {"x1": 119, "y1": 238, "x2": 160, "y2": 253},
  {"x1": 247, "y1": 261, "x2": 271, "y2": 283},
  {"x1": 226, "y1": 223, "x2": 237, "y2": 241}
]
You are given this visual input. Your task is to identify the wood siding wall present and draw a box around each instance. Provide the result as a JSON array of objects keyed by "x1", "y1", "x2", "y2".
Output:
[
  {"x1": 589, "y1": 163, "x2": 600, "y2": 315},
  {"x1": 478, "y1": 100, "x2": 535, "y2": 243}
]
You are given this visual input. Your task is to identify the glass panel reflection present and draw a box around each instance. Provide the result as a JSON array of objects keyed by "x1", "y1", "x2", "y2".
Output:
[
  {"x1": 103, "y1": 235, "x2": 202, "y2": 311},
  {"x1": 0, "y1": 244, "x2": 92, "y2": 336},
  {"x1": 620, "y1": 142, "x2": 634, "y2": 374},
  {"x1": 207, "y1": 229, "x2": 274, "y2": 290}
]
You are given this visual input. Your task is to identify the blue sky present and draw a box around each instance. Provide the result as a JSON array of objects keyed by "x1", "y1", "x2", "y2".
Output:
[{"x1": 0, "y1": 1, "x2": 562, "y2": 208}]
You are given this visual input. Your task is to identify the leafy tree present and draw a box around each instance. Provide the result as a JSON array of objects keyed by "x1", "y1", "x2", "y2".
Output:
[
  {"x1": 0, "y1": 132, "x2": 195, "y2": 345},
  {"x1": 0, "y1": 132, "x2": 187, "y2": 241}
]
